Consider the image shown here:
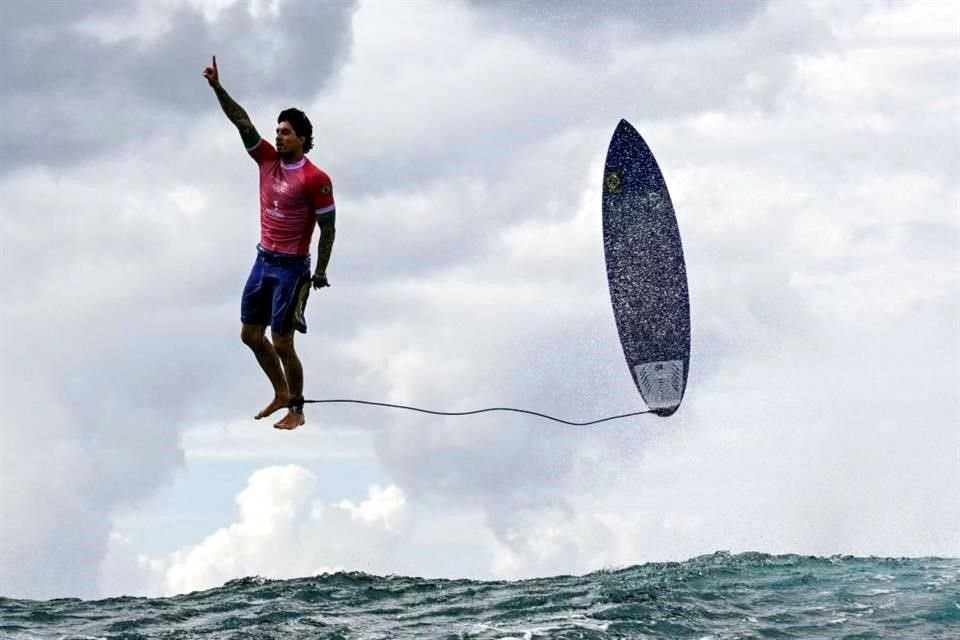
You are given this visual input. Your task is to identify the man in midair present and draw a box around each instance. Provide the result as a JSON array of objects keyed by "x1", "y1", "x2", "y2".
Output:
[{"x1": 203, "y1": 55, "x2": 336, "y2": 430}]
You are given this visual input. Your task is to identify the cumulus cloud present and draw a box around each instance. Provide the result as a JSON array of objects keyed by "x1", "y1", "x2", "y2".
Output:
[{"x1": 124, "y1": 466, "x2": 416, "y2": 595}]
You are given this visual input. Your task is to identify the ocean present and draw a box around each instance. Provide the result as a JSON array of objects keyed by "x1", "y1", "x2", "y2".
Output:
[{"x1": 1, "y1": 552, "x2": 957, "y2": 639}]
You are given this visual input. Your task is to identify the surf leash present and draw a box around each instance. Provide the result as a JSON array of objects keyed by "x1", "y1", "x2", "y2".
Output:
[{"x1": 291, "y1": 397, "x2": 653, "y2": 426}]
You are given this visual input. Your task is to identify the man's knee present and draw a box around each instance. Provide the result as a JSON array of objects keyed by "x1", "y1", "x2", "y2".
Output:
[
  {"x1": 241, "y1": 324, "x2": 266, "y2": 349},
  {"x1": 272, "y1": 331, "x2": 295, "y2": 358}
]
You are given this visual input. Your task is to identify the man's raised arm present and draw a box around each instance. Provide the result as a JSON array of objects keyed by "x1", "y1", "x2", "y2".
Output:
[{"x1": 202, "y1": 55, "x2": 260, "y2": 148}]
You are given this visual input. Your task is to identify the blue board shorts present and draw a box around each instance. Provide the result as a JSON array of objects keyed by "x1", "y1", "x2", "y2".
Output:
[{"x1": 241, "y1": 245, "x2": 312, "y2": 334}]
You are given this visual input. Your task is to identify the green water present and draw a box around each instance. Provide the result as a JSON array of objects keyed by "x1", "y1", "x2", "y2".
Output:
[{"x1": 2, "y1": 552, "x2": 958, "y2": 639}]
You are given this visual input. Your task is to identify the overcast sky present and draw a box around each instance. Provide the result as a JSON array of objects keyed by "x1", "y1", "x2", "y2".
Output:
[{"x1": 1, "y1": 0, "x2": 957, "y2": 600}]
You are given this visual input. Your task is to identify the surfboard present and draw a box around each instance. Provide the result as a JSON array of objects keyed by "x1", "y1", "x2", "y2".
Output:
[{"x1": 602, "y1": 119, "x2": 690, "y2": 416}]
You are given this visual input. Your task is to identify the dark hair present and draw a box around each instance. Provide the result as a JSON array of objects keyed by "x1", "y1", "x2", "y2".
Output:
[{"x1": 278, "y1": 108, "x2": 314, "y2": 153}]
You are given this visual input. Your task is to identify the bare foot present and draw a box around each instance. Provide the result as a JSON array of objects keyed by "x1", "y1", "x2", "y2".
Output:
[
  {"x1": 255, "y1": 395, "x2": 291, "y2": 420},
  {"x1": 274, "y1": 409, "x2": 305, "y2": 430}
]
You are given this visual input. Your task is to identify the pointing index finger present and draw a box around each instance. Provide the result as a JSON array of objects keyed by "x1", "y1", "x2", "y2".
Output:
[{"x1": 212, "y1": 55, "x2": 217, "y2": 71}]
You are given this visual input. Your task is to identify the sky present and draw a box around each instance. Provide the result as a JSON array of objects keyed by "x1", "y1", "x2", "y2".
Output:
[{"x1": 0, "y1": 0, "x2": 957, "y2": 600}]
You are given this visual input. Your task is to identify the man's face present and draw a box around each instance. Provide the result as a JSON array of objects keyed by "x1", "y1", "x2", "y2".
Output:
[{"x1": 275, "y1": 121, "x2": 303, "y2": 157}]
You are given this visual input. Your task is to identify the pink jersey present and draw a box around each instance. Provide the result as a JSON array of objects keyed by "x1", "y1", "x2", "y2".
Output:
[{"x1": 247, "y1": 139, "x2": 335, "y2": 256}]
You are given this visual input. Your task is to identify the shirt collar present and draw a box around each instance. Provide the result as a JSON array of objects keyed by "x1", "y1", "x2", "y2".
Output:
[{"x1": 281, "y1": 157, "x2": 307, "y2": 170}]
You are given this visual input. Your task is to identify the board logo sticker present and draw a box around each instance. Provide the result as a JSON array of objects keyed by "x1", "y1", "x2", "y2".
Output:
[{"x1": 605, "y1": 169, "x2": 623, "y2": 194}]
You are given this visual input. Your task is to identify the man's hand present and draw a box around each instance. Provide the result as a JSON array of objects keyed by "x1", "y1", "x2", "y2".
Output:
[
  {"x1": 204, "y1": 56, "x2": 258, "y2": 144},
  {"x1": 202, "y1": 55, "x2": 219, "y2": 88},
  {"x1": 312, "y1": 272, "x2": 330, "y2": 290}
]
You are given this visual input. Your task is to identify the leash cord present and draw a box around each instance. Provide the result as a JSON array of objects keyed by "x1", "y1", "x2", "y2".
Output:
[{"x1": 296, "y1": 398, "x2": 653, "y2": 426}]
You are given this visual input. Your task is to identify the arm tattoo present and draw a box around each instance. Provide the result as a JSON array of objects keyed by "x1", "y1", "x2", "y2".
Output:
[
  {"x1": 213, "y1": 85, "x2": 258, "y2": 142},
  {"x1": 316, "y1": 222, "x2": 336, "y2": 273}
]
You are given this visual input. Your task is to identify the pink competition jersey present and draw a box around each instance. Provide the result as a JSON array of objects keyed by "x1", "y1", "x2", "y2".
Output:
[{"x1": 247, "y1": 139, "x2": 335, "y2": 256}]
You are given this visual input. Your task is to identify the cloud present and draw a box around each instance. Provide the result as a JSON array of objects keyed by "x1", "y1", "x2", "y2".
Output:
[
  {"x1": 0, "y1": 332, "x2": 185, "y2": 597},
  {"x1": 1, "y1": 0, "x2": 957, "y2": 599},
  {"x1": 181, "y1": 419, "x2": 376, "y2": 462},
  {"x1": 468, "y1": 0, "x2": 768, "y2": 48},
  {"x1": 0, "y1": 129, "x2": 244, "y2": 598},
  {"x1": 0, "y1": 0, "x2": 358, "y2": 172},
  {"x1": 350, "y1": 0, "x2": 959, "y2": 566},
  {"x1": 135, "y1": 465, "x2": 416, "y2": 594}
]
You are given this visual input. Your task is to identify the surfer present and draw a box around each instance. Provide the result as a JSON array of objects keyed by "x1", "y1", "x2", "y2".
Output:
[{"x1": 203, "y1": 55, "x2": 336, "y2": 430}]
